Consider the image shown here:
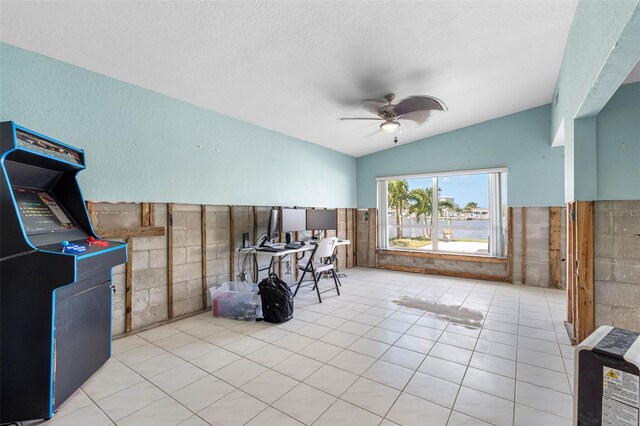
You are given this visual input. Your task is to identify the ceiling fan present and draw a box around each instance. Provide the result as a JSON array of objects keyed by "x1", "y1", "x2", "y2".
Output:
[{"x1": 339, "y1": 93, "x2": 447, "y2": 133}]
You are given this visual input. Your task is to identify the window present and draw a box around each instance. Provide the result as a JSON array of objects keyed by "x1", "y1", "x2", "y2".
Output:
[{"x1": 377, "y1": 168, "x2": 507, "y2": 257}]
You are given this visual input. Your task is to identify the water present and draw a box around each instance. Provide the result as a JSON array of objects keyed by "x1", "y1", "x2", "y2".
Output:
[
  {"x1": 387, "y1": 218, "x2": 489, "y2": 241},
  {"x1": 392, "y1": 296, "x2": 483, "y2": 328}
]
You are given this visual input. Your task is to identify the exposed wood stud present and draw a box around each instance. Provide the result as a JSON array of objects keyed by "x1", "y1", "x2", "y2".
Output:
[
  {"x1": 575, "y1": 201, "x2": 594, "y2": 343},
  {"x1": 201, "y1": 205, "x2": 207, "y2": 310},
  {"x1": 87, "y1": 201, "x2": 95, "y2": 224},
  {"x1": 567, "y1": 202, "x2": 575, "y2": 325},
  {"x1": 229, "y1": 206, "x2": 235, "y2": 282},
  {"x1": 167, "y1": 203, "x2": 174, "y2": 319},
  {"x1": 295, "y1": 230, "x2": 300, "y2": 281},
  {"x1": 125, "y1": 237, "x2": 133, "y2": 333},
  {"x1": 141, "y1": 202, "x2": 151, "y2": 227},
  {"x1": 352, "y1": 209, "x2": 358, "y2": 266},
  {"x1": 148, "y1": 203, "x2": 155, "y2": 227},
  {"x1": 507, "y1": 207, "x2": 514, "y2": 283},
  {"x1": 379, "y1": 263, "x2": 510, "y2": 283},
  {"x1": 94, "y1": 227, "x2": 165, "y2": 239},
  {"x1": 522, "y1": 207, "x2": 527, "y2": 284},
  {"x1": 277, "y1": 207, "x2": 282, "y2": 278},
  {"x1": 252, "y1": 206, "x2": 258, "y2": 280},
  {"x1": 549, "y1": 207, "x2": 562, "y2": 289},
  {"x1": 369, "y1": 209, "x2": 380, "y2": 267},
  {"x1": 336, "y1": 209, "x2": 342, "y2": 270},
  {"x1": 345, "y1": 208, "x2": 349, "y2": 269},
  {"x1": 365, "y1": 209, "x2": 372, "y2": 266}
]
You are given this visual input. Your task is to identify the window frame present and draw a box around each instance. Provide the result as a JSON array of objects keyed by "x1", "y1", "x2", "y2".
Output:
[{"x1": 377, "y1": 167, "x2": 508, "y2": 258}]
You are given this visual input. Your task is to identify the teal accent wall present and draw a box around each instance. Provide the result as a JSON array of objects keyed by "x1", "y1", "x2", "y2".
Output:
[
  {"x1": 552, "y1": 0, "x2": 640, "y2": 139},
  {"x1": 597, "y1": 82, "x2": 640, "y2": 200},
  {"x1": 572, "y1": 117, "x2": 598, "y2": 201},
  {"x1": 553, "y1": 0, "x2": 640, "y2": 201},
  {"x1": 0, "y1": 43, "x2": 357, "y2": 207},
  {"x1": 357, "y1": 105, "x2": 564, "y2": 208}
]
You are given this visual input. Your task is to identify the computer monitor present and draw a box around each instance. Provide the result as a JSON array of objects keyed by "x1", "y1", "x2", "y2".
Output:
[
  {"x1": 260, "y1": 208, "x2": 280, "y2": 247},
  {"x1": 267, "y1": 208, "x2": 280, "y2": 240},
  {"x1": 281, "y1": 208, "x2": 306, "y2": 233},
  {"x1": 306, "y1": 209, "x2": 337, "y2": 231}
]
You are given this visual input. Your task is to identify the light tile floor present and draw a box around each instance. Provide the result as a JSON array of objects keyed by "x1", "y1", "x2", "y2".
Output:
[{"x1": 27, "y1": 268, "x2": 574, "y2": 426}]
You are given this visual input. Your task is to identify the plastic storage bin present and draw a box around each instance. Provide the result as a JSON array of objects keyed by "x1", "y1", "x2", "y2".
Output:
[{"x1": 209, "y1": 282, "x2": 261, "y2": 321}]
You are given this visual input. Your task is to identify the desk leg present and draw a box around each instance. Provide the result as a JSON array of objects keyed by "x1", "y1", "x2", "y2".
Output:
[{"x1": 268, "y1": 257, "x2": 275, "y2": 275}]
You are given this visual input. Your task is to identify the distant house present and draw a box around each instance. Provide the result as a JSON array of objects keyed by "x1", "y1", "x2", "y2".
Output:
[{"x1": 470, "y1": 208, "x2": 489, "y2": 219}]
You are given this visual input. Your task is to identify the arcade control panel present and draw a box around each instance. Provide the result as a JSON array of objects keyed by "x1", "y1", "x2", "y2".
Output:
[{"x1": 40, "y1": 236, "x2": 113, "y2": 256}]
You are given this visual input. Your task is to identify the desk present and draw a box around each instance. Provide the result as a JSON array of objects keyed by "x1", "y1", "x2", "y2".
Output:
[{"x1": 239, "y1": 240, "x2": 350, "y2": 282}]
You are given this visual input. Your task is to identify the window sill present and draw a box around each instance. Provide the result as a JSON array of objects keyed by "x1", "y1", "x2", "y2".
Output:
[{"x1": 376, "y1": 249, "x2": 507, "y2": 264}]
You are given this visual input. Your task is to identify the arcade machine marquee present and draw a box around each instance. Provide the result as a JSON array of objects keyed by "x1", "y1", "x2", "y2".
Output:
[{"x1": 0, "y1": 121, "x2": 127, "y2": 422}]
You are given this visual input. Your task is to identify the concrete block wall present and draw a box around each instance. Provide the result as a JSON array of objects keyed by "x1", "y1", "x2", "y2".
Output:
[
  {"x1": 356, "y1": 209, "x2": 377, "y2": 268},
  {"x1": 335, "y1": 209, "x2": 347, "y2": 271},
  {"x1": 92, "y1": 202, "x2": 140, "y2": 335},
  {"x1": 131, "y1": 204, "x2": 168, "y2": 330},
  {"x1": 508, "y1": 207, "x2": 566, "y2": 287},
  {"x1": 512, "y1": 207, "x2": 567, "y2": 288},
  {"x1": 205, "y1": 205, "x2": 231, "y2": 292},
  {"x1": 377, "y1": 251, "x2": 509, "y2": 278},
  {"x1": 173, "y1": 204, "x2": 203, "y2": 317},
  {"x1": 91, "y1": 202, "x2": 356, "y2": 336},
  {"x1": 594, "y1": 200, "x2": 640, "y2": 332},
  {"x1": 334, "y1": 208, "x2": 356, "y2": 271}
]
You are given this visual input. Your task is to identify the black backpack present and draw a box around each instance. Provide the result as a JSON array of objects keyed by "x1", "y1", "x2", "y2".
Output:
[{"x1": 258, "y1": 273, "x2": 294, "y2": 323}]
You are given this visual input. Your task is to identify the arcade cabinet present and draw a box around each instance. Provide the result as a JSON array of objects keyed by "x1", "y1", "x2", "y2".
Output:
[{"x1": 0, "y1": 121, "x2": 127, "y2": 422}]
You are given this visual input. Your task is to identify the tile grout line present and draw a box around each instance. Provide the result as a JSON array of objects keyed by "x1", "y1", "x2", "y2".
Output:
[
  {"x1": 444, "y1": 278, "x2": 500, "y2": 425},
  {"x1": 90, "y1": 270, "x2": 572, "y2": 426}
]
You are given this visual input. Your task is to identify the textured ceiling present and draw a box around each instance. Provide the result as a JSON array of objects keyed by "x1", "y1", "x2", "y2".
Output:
[{"x1": 0, "y1": 1, "x2": 578, "y2": 157}]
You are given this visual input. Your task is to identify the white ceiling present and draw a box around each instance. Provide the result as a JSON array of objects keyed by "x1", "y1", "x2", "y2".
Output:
[{"x1": 0, "y1": 1, "x2": 578, "y2": 157}]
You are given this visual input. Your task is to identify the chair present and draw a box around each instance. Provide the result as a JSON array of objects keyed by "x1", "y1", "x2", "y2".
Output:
[{"x1": 293, "y1": 237, "x2": 341, "y2": 303}]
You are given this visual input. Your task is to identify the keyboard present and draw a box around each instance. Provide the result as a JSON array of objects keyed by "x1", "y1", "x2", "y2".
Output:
[
  {"x1": 256, "y1": 246, "x2": 282, "y2": 252},
  {"x1": 285, "y1": 242, "x2": 304, "y2": 250}
]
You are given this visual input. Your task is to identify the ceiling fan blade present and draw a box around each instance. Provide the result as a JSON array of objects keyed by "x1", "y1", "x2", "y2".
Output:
[
  {"x1": 361, "y1": 99, "x2": 387, "y2": 116},
  {"x1": 393, "y1": 96, "x2": 447, "y2": 115},
  {"x1": 339, "y1": 117, "x2": 383, "y2": 121},
  {"x1": 400, "y1": 110, "x2": 432, "y2": 125}
]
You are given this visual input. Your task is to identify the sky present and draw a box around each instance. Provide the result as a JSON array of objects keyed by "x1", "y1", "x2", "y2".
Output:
[{"x1": 406, "y1": 174, "x2": 489, "y2": 208}]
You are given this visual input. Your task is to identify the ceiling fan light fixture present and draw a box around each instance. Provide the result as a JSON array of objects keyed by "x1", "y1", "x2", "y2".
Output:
[{"x1": 380, "y1": 121, "x2": 401, "y2": 133}]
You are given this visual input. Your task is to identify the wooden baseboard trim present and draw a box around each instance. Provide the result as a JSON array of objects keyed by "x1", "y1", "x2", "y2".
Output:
[{"x1": 377, "y1": 263, "x2": 510, "y2": 283}]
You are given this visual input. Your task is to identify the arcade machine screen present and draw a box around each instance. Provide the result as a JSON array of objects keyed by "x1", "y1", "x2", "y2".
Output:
[{"x1": 13, "y1": 187, "x2": 77, "y2": 235}]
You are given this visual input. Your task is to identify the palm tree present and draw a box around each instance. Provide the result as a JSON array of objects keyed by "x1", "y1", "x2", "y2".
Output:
[
  {"x1": 464, "y1": 201, "x2": 478, "y2": 211},
  {"x1": 408, "y1": 187, "x2": 455, "y2": 237},
  {"x1": 388, "y1": 180, "x2": 409, "y2": 239},
  {"x1": 463, "y1": 202, "x2": 478, "y2": 219},
  {"x1": 408, "y1": 188, "x2": 432, "y2": 237}
]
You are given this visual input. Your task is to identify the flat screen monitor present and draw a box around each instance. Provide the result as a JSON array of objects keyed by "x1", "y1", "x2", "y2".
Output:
[
  {"x1": 306, "y1": 209, "x2": 337, "y2": 231},
  {"x1": 13, "y1": 187, "x2": 77, "y2": 235},
  {"x1": 281, "y1": 208, "x2": 306, "y2": 233},
  {"x1": 267, "y1": 208, "x2": 280, "y2": 240}
]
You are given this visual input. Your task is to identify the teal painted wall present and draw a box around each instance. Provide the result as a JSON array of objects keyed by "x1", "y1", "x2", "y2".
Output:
[
  {"x1": 597, "y1": 82, "x2": 640, "y2": 200},
  {"x1": 553, "y1": 0, "x2": 640, "y2": 202},
  {"x1": 552, "y1": 0, "x2": 640, "y2": 139},
  {"x1": 357, "y1": 105, "x2": 564, "y2": 208},
  {"x1": 0, "y1": 43, "x2": 357, "y2": 207}
]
